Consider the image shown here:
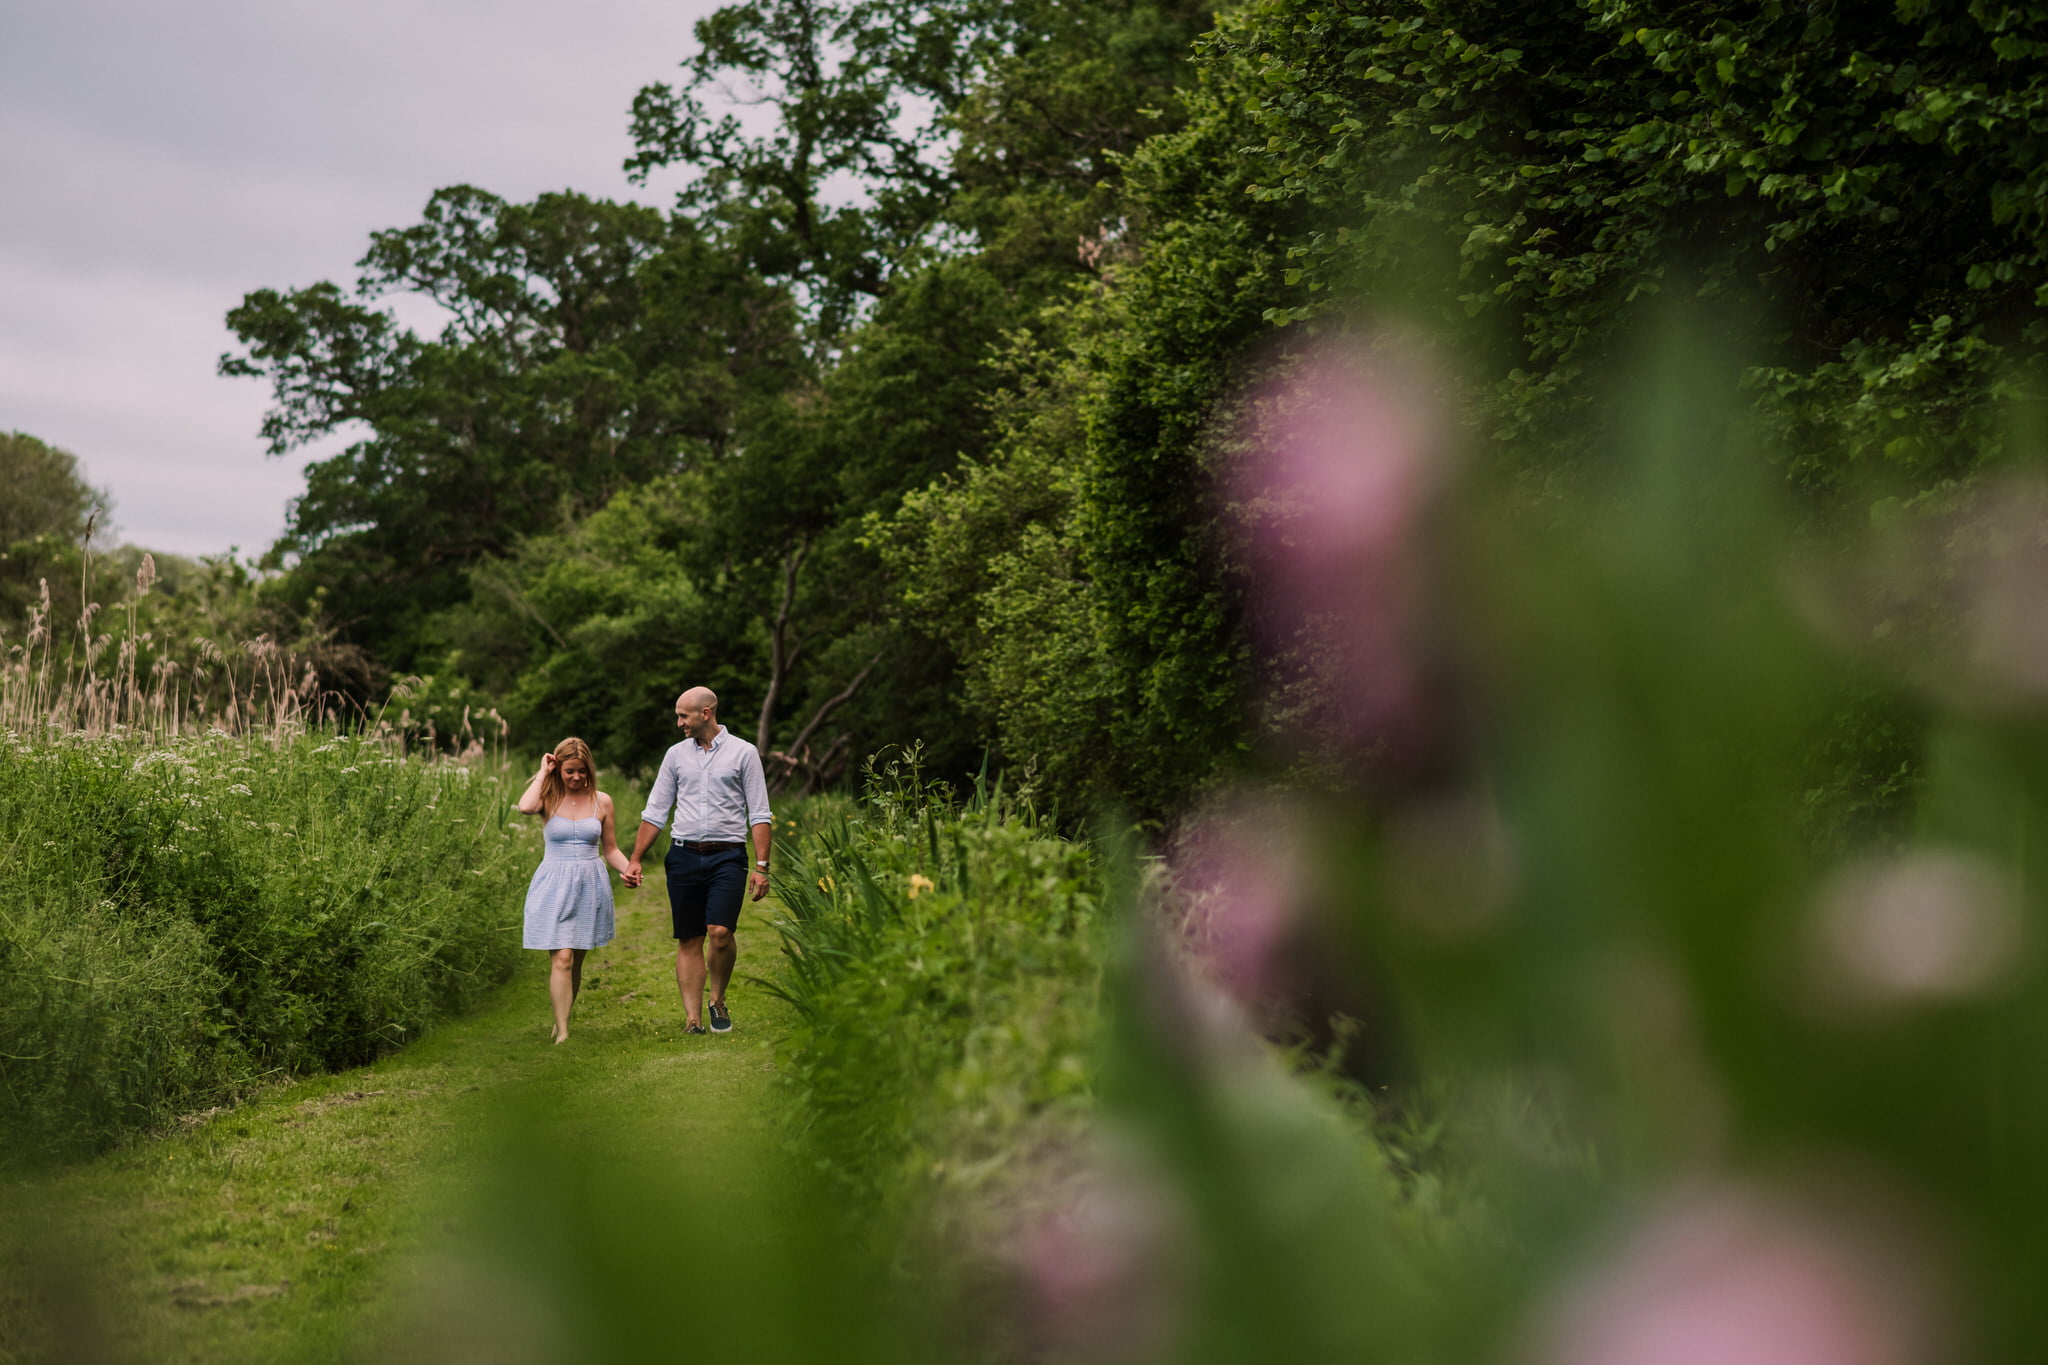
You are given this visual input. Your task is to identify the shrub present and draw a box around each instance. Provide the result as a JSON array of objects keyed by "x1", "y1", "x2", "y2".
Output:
[
  {"x1": 766, "y1": 754, "x2": 1104, "y2": 1223},
  {"x1": 0, "y1": 729, "x2": 530, "y2": 1161}
]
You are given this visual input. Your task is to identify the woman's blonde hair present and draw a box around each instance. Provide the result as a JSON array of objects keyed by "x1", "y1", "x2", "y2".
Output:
[{"x1": 539, "y1": 736, "x2": 597, "y2": 817}]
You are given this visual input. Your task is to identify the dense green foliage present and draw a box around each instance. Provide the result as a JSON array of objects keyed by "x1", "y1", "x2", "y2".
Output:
[
  {"x1": 1220, "y1": 0, "x2": 2048, "y2": 473},
  {"x1": 892, "y1": 0, "x2": 2048, "y2": 819},
  {"x1": 0, "y1": 733, "x2": 529, "y2": 1161},
  {"x1": 195, "y1": 0, "x2": 2048, "y2": 824},
  {"x1": 0, "y1": 431, "x2": 105, "y2": 549},
  {"x1": 220, "y1": 189, "x2": 800, "y2": 667},
  {"x1": 767, "y1": 758, "x2": 1103, "y2": 1215},
  {"x1": 0, "y1": 431, "x2": 111, "y2": 636},
  {"x1": 764, "y1": 774, "x2": 1497, "y2": 1362}
]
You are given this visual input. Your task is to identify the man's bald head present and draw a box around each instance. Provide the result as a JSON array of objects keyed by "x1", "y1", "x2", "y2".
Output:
[{"x1": 675, "y1": 686, "x2": 721, "y2": 744}]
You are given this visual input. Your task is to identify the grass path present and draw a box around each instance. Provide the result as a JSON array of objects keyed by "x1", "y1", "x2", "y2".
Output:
[{"x1": 1, "y1": 868, "x2": 802, "y2": 1365}]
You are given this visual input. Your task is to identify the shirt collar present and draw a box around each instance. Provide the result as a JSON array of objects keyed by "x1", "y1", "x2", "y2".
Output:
[{"x1": 693, "y1": 724, "x2": 727, "y2": 753}]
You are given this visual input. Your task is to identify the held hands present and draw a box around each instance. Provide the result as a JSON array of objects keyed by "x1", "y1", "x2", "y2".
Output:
[{"x1": 623, "y1": 860, "x2": 643, "y2": 890}]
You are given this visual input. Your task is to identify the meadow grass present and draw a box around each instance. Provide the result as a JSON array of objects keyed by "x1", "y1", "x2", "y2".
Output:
[
  {"x1": 767, "y1": 758, "x2": 1105, "y2": 1238},
  {"x1": 3, "y1": 775, "x2": 1486, "y2": 1365},
  {"x1": 0, "y1": 852, "x2": 802, "y2": 1365},
  {"x1": 0, "y1": 730, "x2": 532, "y2": 1161}
]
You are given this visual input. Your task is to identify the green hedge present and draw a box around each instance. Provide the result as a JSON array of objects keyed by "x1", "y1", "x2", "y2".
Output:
[
  {"x1": 767, "y1": 768, "x2": 1104, "y2": 1221},
  {"x1": 0, "y1": 730, "x2": 530, "y2": 1161}
]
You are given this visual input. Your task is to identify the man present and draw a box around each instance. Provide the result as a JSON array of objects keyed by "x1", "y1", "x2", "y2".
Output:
[{"x1": 627, "y1": 686, "x2": 773, "y2": 1035}]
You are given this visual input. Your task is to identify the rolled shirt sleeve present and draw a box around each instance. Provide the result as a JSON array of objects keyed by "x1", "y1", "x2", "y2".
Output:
[
  {"x1": 741, "y1": 746, "x2": 773, "y2": 830},
  {"x1": 640, "y1": 747, "x2": 678, "y2": 832}
]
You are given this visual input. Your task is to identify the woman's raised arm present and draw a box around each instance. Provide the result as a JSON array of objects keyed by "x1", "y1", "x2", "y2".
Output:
[{"x1": 515, "y1": 752, "x2": 557, "y2": 815}]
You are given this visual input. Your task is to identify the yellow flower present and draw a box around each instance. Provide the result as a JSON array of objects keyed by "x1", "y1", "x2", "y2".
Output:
[
  {"x1": 908, "y1": 874, "x2": 936, "y2": 900},
  {"x1": 817, "y1": 876, "x2": 836, "y2": 892}
]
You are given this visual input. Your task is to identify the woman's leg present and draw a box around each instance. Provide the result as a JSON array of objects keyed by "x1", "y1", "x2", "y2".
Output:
[{"x1": 549, "y1": 948, "x2": 585, "y2": 1042}]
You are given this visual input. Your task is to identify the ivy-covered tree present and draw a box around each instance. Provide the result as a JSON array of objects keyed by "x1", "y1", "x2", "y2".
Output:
[
  {"x1": 1240, "y1": 0, "x2": 2048, "y2": 480},
  {"x1": 617, "y1": 0, "x2": 1213, "y2": 786},
  {"x1": 979, "y1": 0, "x2": 2048, "y2": 818}
]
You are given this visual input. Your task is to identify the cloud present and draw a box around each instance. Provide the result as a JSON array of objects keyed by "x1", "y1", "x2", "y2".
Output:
[
  {"x1": 0, "y1": 244, "x2": 320, "y2": 556},
  {"x1": 0, "y1": 0, "x2": 716, "y2": 557}
]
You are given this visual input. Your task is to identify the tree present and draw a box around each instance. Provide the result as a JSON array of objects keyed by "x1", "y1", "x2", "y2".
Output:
[
  {"x1": 1235, "y1": 0, "x2": 2048, "y2": 480},
  {"x1": 0, "y1": 431, "x2": 113, "y2": 638},
  {"x1": 614, "y1": 0, "x2": 1210, "y2": 788},
  {"x1": 221, "y1": 187, "x2": 800, "y2": 670},
  {"x1": 625, "y1": 0, "x2": 1008, "y2": 338},
  {"x1": 0, "y1": 431, "x2": 106, "y2": 549},
  {"x1": 867, "y1": 6, "x2": 1278, "y2": 819}
]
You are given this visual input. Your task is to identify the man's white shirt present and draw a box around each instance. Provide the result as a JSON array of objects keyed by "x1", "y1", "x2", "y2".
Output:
[{"x1": 640, "y1": 725, "x2": 774, "y2": 843}]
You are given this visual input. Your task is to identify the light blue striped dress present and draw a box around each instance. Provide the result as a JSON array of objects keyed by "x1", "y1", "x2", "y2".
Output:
[{"x1": 521, "y1": 807, "x2": 616, "y2": 950}]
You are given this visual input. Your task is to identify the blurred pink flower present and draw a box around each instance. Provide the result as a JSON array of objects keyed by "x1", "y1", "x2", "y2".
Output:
[
  {"x1": 1014, "y1": 1162, "x2": 1181, "y2": 1363},
  {"x1": 1165, "y1": 794, "x2": 1309, "y2": 1002},
  {"x1": 1810, "y1": 848, "x2": 2023, "y2": 1010},
  {"x1": 1227, "y1": 336, "x2": 1450, "y2": 757},
  {"x1": 1532, "y1": 1184, "x2": 1935, "y2": 1365},
  {"x1": 1790, "y1": 476, "x2": 2048, "y2": 711},
  {"x1": 1963, "y1": 480, "x2": 2048, "y2": 703}
]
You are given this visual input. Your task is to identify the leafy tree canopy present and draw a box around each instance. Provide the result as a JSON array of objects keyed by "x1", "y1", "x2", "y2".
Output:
[
  {"x1": 1236, "y1": 0, "x2": 2048, "y2": 481},
  {"x1": 220, "y1": 187, "x2": 800, "y2": 668},
  {"x1": 625, "y1": 0, "x2": 1007, "y2": 337},
  {"x1": 0, "y1": 431, "x2": 107, "y2": 549}
]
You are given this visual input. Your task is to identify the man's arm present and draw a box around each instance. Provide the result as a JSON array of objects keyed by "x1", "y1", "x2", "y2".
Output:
[
  {"x1": 748, "y1": 820, "x2": 773, "y2": 901},
  {"x1": 628, "y1": 749, "x2": 676, "y2": 876},
  {"x1": 742, "y1": 745, "x2": 774, "y2": 901}
]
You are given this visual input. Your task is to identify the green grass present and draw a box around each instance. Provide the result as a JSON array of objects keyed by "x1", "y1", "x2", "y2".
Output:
[
  {"x1": 0, "y1": 730, "x2": 532, "y2": 1159},
  {"x1": 2, "y1": 783, "x2": 1492, "y2": 1365},
  {"x1": 0, "y1": 858, "x2": 799, "y2": 1365},
  {"x1": 769, "y1": 764, "x2": 1105, "y2": 1242}
]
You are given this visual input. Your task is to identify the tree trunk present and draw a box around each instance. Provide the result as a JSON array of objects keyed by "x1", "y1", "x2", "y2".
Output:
[
  {"x1": 768, "y1": 651, "x2": 883, "y2": 794},
  {"x1": 755, "y1": 543, "x2": 808, "y2": 754}
]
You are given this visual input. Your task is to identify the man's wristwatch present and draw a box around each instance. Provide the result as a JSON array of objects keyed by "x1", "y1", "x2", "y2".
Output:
[{"x1": 754, "y1": 860, "x2": 769, "y2": 870}]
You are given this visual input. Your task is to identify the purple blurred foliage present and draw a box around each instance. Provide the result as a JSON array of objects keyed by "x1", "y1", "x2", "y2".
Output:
[
  {"x1": 1528, "y1": 1182, "x2": 1940, "y2": 1365},
  {"x1": 1161, "y1": 793, "x2": 1311, "y2": 1004},
  {"x1": 1806, "y1": 848, "x2": 2024, "y2": 1013},
  {"x1": 1011, "y1": 1154, "x2": 1184, "y2": 1365},
  {"x1": 1224, "y1": 335, "x2": 1454, "y2": 767}
]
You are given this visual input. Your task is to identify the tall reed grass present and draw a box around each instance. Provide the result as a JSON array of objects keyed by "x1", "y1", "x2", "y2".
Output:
[{"x1": 0, "y1": 555, "x2": 530, "y2": 1163}]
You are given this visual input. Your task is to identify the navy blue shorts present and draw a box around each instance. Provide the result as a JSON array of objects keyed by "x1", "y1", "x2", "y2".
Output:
[{"x1": 666, "y1": 843, "x2": 746, "y2": 940}]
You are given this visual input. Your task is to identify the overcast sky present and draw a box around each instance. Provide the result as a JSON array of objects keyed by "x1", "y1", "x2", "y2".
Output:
[{"x1": 0, "y1": 0, "x2": 719, "y2": 557}]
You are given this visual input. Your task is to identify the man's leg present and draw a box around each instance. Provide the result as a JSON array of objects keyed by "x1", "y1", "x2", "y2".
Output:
[
  {"x1": 706, "y1": 924, "x2": 736, "y2": 1006},
  {"x1": 702, "y1": 850, "x2": 746, "y2": 1030},
  {"x1": 675, "y1": 936, "x2": 707, "y2": 1028},
  {"x1": 667, "y1": 845, "x2": 711, "y2": 1031}
]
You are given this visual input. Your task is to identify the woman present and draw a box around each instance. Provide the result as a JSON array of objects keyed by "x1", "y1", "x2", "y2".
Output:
[{"x1": 516, "y1": 737, "x2": 640, "y2": 1042}]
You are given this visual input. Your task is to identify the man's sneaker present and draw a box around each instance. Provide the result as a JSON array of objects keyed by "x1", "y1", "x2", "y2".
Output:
[
  {"x1": 684, "y1": 1022, "x2": 708, "y2": 1036},
  {"x1": 707, "y1": 1001, "x2": 733, "y2": 1034}
]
